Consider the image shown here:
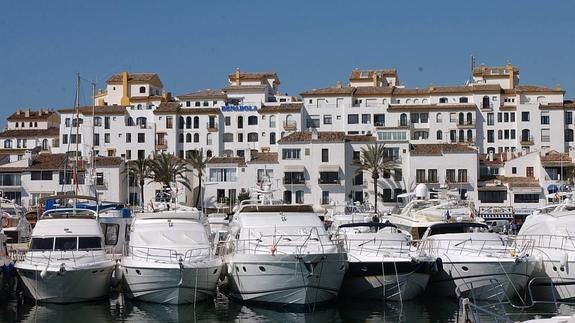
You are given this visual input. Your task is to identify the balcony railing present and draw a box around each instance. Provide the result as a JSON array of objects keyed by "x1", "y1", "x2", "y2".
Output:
[
  {"x1": 283, "y1": 178, "x2": 306, "y2": 185},
  {"x1": 520, "y1": 136, "x2": 535, "y2": 145},
  {"x1": 374, "y1": 121, "x2": 385, "y2": 127},
  {"x1": 206, "y1": 122, "x2": 218, "y2": 132},
  {"x1": 283, "y1": 121, "x2": 297, "y2": 131},
  {"x1": 481, "y1": 103, "x2": 493, "y2": 110},
  {"x1": 318, "y1": 178, "x2": 341, "y2": 185},
  {"x1": 457, "y1": 120, "x2": 475, "y2": 128}
]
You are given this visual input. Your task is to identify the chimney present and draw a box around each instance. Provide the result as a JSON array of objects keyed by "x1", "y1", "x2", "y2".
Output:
[
  {"x1": 38, "y1": 110, "x2": 42, "y2": 116},
  {"x1": 120, "y1": 71, "x2": 130, "y2": 105},
  {"x1": 372, "y1": 72, "x2": 378, "y2": 86},
  {"x1": 506, "y1": 151, "x2": 512, "y2": 161},
  {"x1": 235, "y1": 68, "x2": 241, "y2": 86},
  {"x1": 25, "y1": 109, "x2": 30, "y2": 117},
  {"x1": 488, "y1": 151, "x2": 494, "y2": 162},
  {"x1": 16, "y1": 109, "x2": 21, "y2": 115},
  {"x1": 311, "y1": 128, "x2": 318, "y2": 141},
  {"x1": 336, "y1": 81, "x2": 342, "y2": 88}
]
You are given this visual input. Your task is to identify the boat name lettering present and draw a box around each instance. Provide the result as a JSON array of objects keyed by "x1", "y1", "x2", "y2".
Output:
[{"x1": 220, "y1": 105, "x2": 257, "y2": 112}]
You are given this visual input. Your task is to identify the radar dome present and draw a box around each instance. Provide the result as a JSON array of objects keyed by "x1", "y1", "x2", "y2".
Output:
[{"x1": 414, "y1": 184, "x2": 429, "y2": 199}]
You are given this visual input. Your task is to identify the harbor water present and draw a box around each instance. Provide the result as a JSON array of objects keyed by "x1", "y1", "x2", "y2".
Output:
[{"x1": 2, "y1": 291, "x2": 574, "y2": 322}]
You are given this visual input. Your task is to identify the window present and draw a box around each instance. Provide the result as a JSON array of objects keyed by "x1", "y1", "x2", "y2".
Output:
[
  {"x1": 412, "y1": 131, "x2": 428, "y2": 140},
  {"x1": 504, "y1": 113, "x2": 509, "y2": 123},
  {"x1": 439, "y1": 97, "x2": 448, "y2": 104},
  {"x1": 321, "y1": 191, "x2": 330, "y2": 205},
  {"x1": 30, "y1": 237, "x2": 54, "y2": 251},
  {"x1": 42, "y1": 139, "x2": 49, "y2": 150},
  {"x1": 186, "y1": 133, "x2": 192, "y2": 142},
  {"x1": 526, "y1": 166, "x2": 534, "y2": 177},
  {"x1": 446, "y1": 169, "x2": 456, "y2": 183},
  {"x1": 541, "y1": 129, "x2": 550, "y2": 142},
  {"x1": 257, "y1": 169, "x2": 274, "y2": 183},
  {"x1": 284, "y1": 191, "x2": 292, "y2": 204},
  {"x1": 307, "y1": 117, "x2": 320, "y2": 128},
  {"x1": 497, "y1": 112, "x2": 502, "y2": 123},
  {"x1": 166, "y1": 116, "x2": 173, "y2": 129},
  {"x1": 382, "y1": 189, "x2": 393, "y2": 202},
  {"x1": 479, "y1": 191, "x2": 507, "y2": 203},
  {"x1": 269, "y1": 115, "x2": 276, "y2": 128},
  {"x1": 436, "y1": 113, "x2": 443, "y2": 123},
  {"x1": 541, "y1": 112, "x2": 550, "y2": 125},
  {"x1": 450, "y1": 113, "x2": 457, "y2": 123},
  {"x1": 323, "y1": 115, "x2": 332, "y2": 125},
  {"x1": 510, "y1": 112, "x2": 515, "y2": 122},
  {"x1": 138, "y1": 133, "x2": 145, "y2": 143},
  {"x1": 322, "y1": 149, "x2": 329, "y2": 162},
  {"x1": 94, "y1": 117, "x2": 102, "y2": 126},
  {"x1": 348, "y1": 114, "x2": 359, "y2": 124},
  {"x1": 450, "y1": 130, "x2": 456, "y2": 143},
  {"x1": 70, "y1": 134, "x2": 81, "y2": 144},
  {"x1": 237, "y1": 116, "x2": 244, "y2": 128},
  {"x1": 566, "y1": 112, "x2": 573, "y2": 125},
  {"x1": 487, "y1": 113, "x2": 494, "y2": 125},
  {"x1": 223, "y1": 133, "x2": 233, "y2": 142},
  {"x1": 436, "y1": 130, "x2": 442, "y2": 140},
  {"x1": 482, "y1": 96, "x2": 490, "y2": 109},
  {"x1": 247, "y1": 132, "x2": 258, "y2": 142},
  {"x1": 522, "y1": 112, "x2": 530, "y2": 122},
  {"x1": 104, "y1": 133, "x2": 110, "y2": 143},
  {"x1": 224, "y1": 116, "x2": 231, "y2": 126},
  {"x1": 428, "y1": 169, "x2": 438, "y2": 183},
  {"x1": 96, "y1": 172, "x2": 105, "y2": 186},
  {"x1": 203, "y1": 101, "x2": 209, "y2": 107},
  {"x1": 104, "y1": 117, "x2": 110, "y2": 129},
  {"x1": 374, "y1": 114, "x2": 385, "y2": 126},
  {"x1": 31, "y1": 171, "x2": 52, "y2": 181},
  {"x1": 515, "y1": 194, "x2": 539, "y2": 203},
  {"x1": 103, "y1": 224, "x2": 119, "y2": 246},
  {"x1": 248, "y1": 116, "x2": 258, "y2": 125},
  {"x1": 361, "y1": 114, "x2": 370, "y2": 124},
  {"x1": 458, "y1": 169, "x2": 468, "y2": 183},
  {"x1": 416, "y1": 169, "x2": 426, "y2": 183},
  {"x1": 195, "y1": 101, "x2": 201, "y2": 107},
  {"x1": 193, "y1": 133, "x2": 199, "y2": 143},
  {"x1": 65, "y1": 118, "x2": 71, "y2": 127},
  {"x1": 487, "y1": 130, "x2": 494, "y2": 143},
  {"x1": 192, "y1": 116, "x2": 199, "y2": 129},
  {"x1": 139, "y1": 86, "x2": 146, "y2": 94},
  {"x1": 282, "y1": 149, "x2": 301, "y2": 160},
  {"x1": 512, "y1": 167, "x2": 517, "y2": 174},
  {"x1": 4, "y1": 139, "x2": 12, "y2": 148},
  {"x1": 62, "y1": 135, "x2": 68, "y2": 144},
  {"x1": 498, "y1": 130, "x2": 503, "y2": 140},
  {"x1": 566, "y1": 129, "x2": 574, "y2": 142},
  {"x1": 400, "y1": 113, "x2": 408, "y2": 126},
  {"x1": 295, "y1": 191, "x2": 304, "y2": 204},
  {"x1": 353, "y1": 151, "x2": 361, "y2": 161},
  {"x1": 459, "y1": 97, "x2": 468, "y2": 103},
  {"x1": 511, "y1": 129, "x2": 516, "y2": 139},
  {"x1": 209, "y1": 168, "x2": 237, "y2": 182},
  {"x1": 138, "y1": 150, "x2": 145, "y2": 160}
]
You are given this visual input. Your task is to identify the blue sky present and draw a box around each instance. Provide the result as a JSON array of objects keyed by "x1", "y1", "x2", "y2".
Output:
[{"x1": 0, "y1": 0, "x2": 574, "y2": 127}]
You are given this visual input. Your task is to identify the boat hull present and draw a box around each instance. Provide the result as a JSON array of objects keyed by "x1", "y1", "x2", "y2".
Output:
[
  {"x1": 341, "y1": 260, "x2": 431, "y2": 301},
  {"x1": 528, "y1": 259, "x2": 575, "y2": 301},
  {"x1": 427, "y1": 259, "x2": 533, "y2": 300},
  {"x1": 223, "y1": 253, "x2": 347, "y2": 305},
  {"x1": 122, "y1": 260, "x2": 221, "y2": 305},
  {"x1": 17, "y1": 265, "x2": 114, "y2": 303}
]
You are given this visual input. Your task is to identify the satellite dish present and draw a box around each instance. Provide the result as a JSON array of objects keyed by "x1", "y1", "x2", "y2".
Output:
[{"x1": 414, "y1": 184, "x2": 429, "y2": 199}]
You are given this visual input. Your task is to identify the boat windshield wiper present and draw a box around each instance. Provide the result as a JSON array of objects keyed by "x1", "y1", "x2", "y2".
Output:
[{"x1": 454, "y1": 238, "x2": 472, "y2": 247}]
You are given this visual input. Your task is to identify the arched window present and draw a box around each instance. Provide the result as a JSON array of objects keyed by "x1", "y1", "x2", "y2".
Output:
[
  {"x1": 193, "y1": 133, "x2": 199, "y2": 143},
  {"x1": 537, "y1": 96, "x2": 546, "y2": 103},
  {"x1": 185, "y1": 150, "x2": 193, "y2": 159},
  {"x1": 139, "y1": 86, "x2": 146, "y2": 94},
  {"x1": 137, "y1": 104, "x2": 143, "y2": 110},
  {"x1": 295, "y1": 190, "x2": 304, "y2": 204},
  {"x1": 522, "y1": 129, "x2": 531, "y2": 142},
  {"x1": 283, "y1": 191, "x2": 292, "y2": 204},
  {"x1": 270, "y1": 132, "x2": 276, "y2": 144},
  {"x1": 136, "y1": 117, "x2": 147, "y2": 127},
  {"x1": 459, "y1": 97, "x2": 468, "y2": 103},
  {"x1": 405, "y1": 99, "x2": 412, "y2": 104},
  {"x1": 436, "y1": 113, "x2": 443, "y2": 123},
  {"x1": 126, "y1": 117, "x2": 134, "y2": 126},
  {"x1": 413, "y1": 99, "x2": 419, "y2": 104},
  {"x1": 482, "y1": 96, "x2": 490, "y2": 109},
  {"x1": 439, "y1": 97, "x2": 448, "y2": 104},
  {"x1": 467, "y1": 130, "x2": 473, "y2": 142},
  {"x1": 186, "y1": 117, "x2": 192, "y2": 129},
  {"x1": 458, "y1": 112, "x2": 464, "y2": 125},
  {"x1": 422, "y1": 99, "x2": 428, "y2": 104},
  {"x1": 94, "y1": 117, "x2": 102, "y2": 127},
  {"x1": 436, "y1": 130, "x2": 442, "y2": 140},
  {"x1": 206, "y1": 150, "x2": 213, "y2": 158},
  {"x1": 459, "y1": 130, "x2": 465, "y2": 142},
  {"x1": 206, "y1": 133, "x2": 212, "y2": 145},
  {"x1": 186, "y1": 133, "x2": 192, "y2": 143},
  {"x1": 466, "y1": 112, "x2": 472, "y2": 124},
  {"x1": 487, "y1": 147, "x2": 495, "y2": 154},
  {"x1": 248, "y1": 132, "x2": 258, "y2": 142},
  {"x1": 179, "y1": 133, "x2": 184, "y2": 143},
  {"x1": 248, "y1": 116, "x2": 258, "y2": 125},
  {"x1": 193, "y1": 116, "x2": 199, "y2": 129},
  {"x1": 400, "y1": 113, "x2": 408, "y2": 126},
  {"x1": 41, "y1": 139, "x2": 48, "y2": 150},
  {"x1": 269, "y1": 115, "x2": 276, "y2": 128},
  {"x1": 178, "y1": 117, "x2": 184, "y2": 129},
  {"x1": 237, "y1": 116, "x2": 244, "y2": 128},
  {"x1": 4, "y1": 139, "x2": 12, "y2": 149}
]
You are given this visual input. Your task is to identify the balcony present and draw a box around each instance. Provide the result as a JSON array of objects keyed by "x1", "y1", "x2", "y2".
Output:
[
  {"x1": 481, "y1": 103, "x2": 493, "y2": 111},
  {"x1": 207, "y1": 122, "x2": 218, "y2": 132},
  {"x1": 283, "y1": 121, "x2": 297, "y2": 131},
  {"x1": 155, "y1": 141, "x2": 168, "y2": 150},
  {"x1": 520, "y1": 136, "x2": 535, "y2": 145},
  {"x1": 456, "y1": 120, "x2": 475, "y2": 128},
  {"x1": 284, "y1": 178, "x2": 306, "y2": 185},
  {"x1": 374, "y1": 121, "x2": 386, "y2": 128},
  {"x1": 318, "y1": 178, "x2": 340, "y2": 185}
]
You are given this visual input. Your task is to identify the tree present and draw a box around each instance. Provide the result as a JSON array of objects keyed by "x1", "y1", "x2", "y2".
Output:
[
  {"x1": 148, "y1": 152, "x2": 191, "y2": 200},
  {"x1": 356, "y1": 144, "x2": 398, "y2": 213},
  {"x1": 126, "y1": 158, "x2": 153, "y2": 210},
  {"x1": 187, "y1": 148, "x2": 210, "y2": 209}
]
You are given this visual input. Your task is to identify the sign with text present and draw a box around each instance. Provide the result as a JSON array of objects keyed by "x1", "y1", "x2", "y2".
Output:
[{"x1": 221, "y1": 105, "x2": 257, "y2": 112}]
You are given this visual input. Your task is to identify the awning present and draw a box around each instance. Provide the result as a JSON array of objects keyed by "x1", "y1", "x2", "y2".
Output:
[
  {"x1": 511, "y1": 187, "x2": 542, "y2": 194},
  {"x1": 318, "y1": 165, "x2": 340, "y2": 172},
  {"x1": 284, "y1": 165, "x2": 305, "y2": 172}
]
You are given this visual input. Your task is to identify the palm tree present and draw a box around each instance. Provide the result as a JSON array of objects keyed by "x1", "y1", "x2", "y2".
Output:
[
  {"x1": 126, "y1": 158, "x2": 153, "y2": 209},
  {"x1": 148, "y1": 152, "x2": 191, "y2": 199},
  {"x1": 356, "y1": 143, "x2": 398, "y2": 213},
  {"x1": 187, "y1": 148, "x2": 210, "y2": 208}
]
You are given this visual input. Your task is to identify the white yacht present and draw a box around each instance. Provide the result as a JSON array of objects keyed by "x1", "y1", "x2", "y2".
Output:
[
  {"x1": 220, "y1": 187, "x2": 348, "y2": 305},
  {"x1": 121, "y1": 205, "x2": 222, "y2": 304},
  {"x1": 516, "y1": 198, "x2": 575, "y2": 300},
  {"x1": 335, "y1": 222, "x2": 434, "y2": 301},
  {"x1": 416, "y1": 222, "x2": 534, "y2": 300},
  {"x1": 383, "y1": 184, "x2": 480, "y2": 239},
  {"x1": 1, "y1": 198, "x2": 32, "y2": 244},
  {"x1": 15, "y1": 208, "x2": 115, "y2": 303}
]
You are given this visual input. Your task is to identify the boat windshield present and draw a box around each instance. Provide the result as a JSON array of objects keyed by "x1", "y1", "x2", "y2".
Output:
[{"x1": 29, "y1": 236, "x2": 102, "y2": 251}]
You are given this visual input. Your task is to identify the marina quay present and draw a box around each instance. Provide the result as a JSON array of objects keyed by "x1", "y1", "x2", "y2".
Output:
[{"x1": 0, "y1": 64, "x2": 572, "y2": 223}]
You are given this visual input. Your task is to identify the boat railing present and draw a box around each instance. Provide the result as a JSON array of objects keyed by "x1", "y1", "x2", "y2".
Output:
[
  {"x1": 127, "y1": 245, "x2": 212, "y2": 264},
  {"x1": 334, "y1": 233, "x2": 412, "y2": 258},
  {"x1": 24, "y1": 248, "x2": 109, "y2": 268},
  {"x1": 229, "y1": 229, "x2": 339, "y2": 256},
  {"x1": 514, "y1": 234, "x2": 575, "y2": 253},
  {"x1": 417, "y1": 237, "x2": 533, "y2": 258}
]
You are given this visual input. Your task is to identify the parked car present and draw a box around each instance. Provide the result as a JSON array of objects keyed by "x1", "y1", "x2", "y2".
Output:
[{"x1": 487, "y1": 220, "x2": 510, "y2": 234}]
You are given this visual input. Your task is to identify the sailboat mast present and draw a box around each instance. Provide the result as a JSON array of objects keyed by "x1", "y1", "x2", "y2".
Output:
[{"x1": 74, "y1": 73, "x2": 81, "y2": 193}]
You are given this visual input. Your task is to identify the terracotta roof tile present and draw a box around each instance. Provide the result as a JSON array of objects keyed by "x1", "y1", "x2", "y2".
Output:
[
  {"x1": 106, "y1": 73, "x2": 159, "y2": 84},
  {"x1": 353, "y1": 86, "x2": 394, "y2": 96},
  {"x1": 349, "y1": 69, "x2": 397, "y2": 79},
  {"x1": 515, "y1": 85, "x2": 564, "y2": 93},
  {"x1": 278, "y1": 131, "x2": 347, "y2": 144},
  {"x1": 472, "y1": 65, "x2": 519, "y2": 77},
  {"x1": 223, "y1": 85, "x2": 268, "y2": 91},
  {"x1": 228, "y1": 72, "x2": 278, "y2": 80},
  {"x1": 58, "y1": 105, "x2": 128, "y2": 115},
  {"x1": 388, "y1": 104, "x2": 477, "y2": 111},
  {"x1": 7, "y1": 110, "x2": 57, "y2": 121},
  {"x1": 393, "y1": 88, "x2": 429, "y2": 95},
  {"x1": 0, "y1": 128, "x2": 59, "y2": 138},
  {"x1": 410, "y1": 144, "x2": 477, "y2": 156},
  {"x1": 345, "y1": 135, "x2": 376, "y2": 142},
  {"x1": 499, "y1": 176, "x2": 540, "y2": 188},
  {"x1": 260, "y1": 103, "x2": 303, "y2": 113},
  {"x1": 301, "y1": 87, "x2": 356, "y2": 96},
  {"x1": 249, "y1": 152, "x2": 278, "y2": 163},
  {"x1": 177, "y1": 89, "x2": 227, "y2": 100},
  {"x1": 207, "y1": 156, "x2": 246, "y2": 166}
]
